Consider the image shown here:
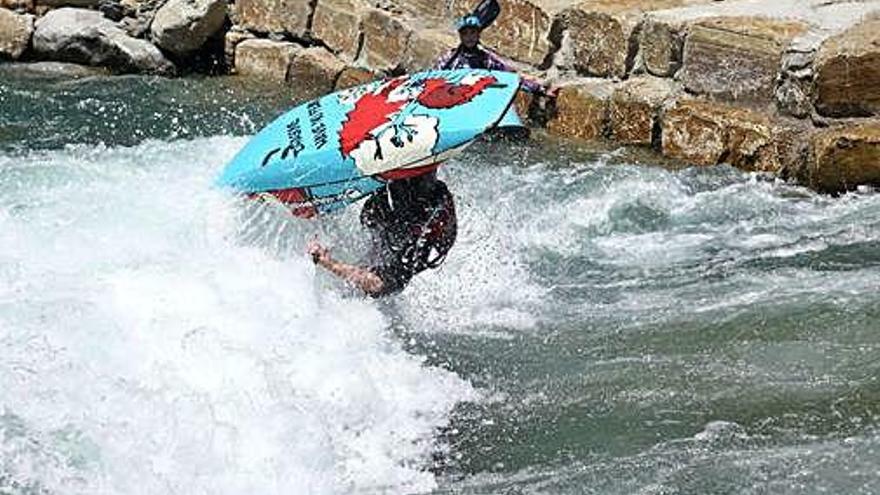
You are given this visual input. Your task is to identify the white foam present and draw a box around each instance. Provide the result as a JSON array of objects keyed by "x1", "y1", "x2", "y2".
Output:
[{"x1": 0, "y1": 137, "x2": 474, "y2": 494}]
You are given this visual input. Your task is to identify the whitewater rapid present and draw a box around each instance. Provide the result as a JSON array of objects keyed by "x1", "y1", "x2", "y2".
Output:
[{"x1": 0, "y1": 137, "x2": 475, "y2": 494}]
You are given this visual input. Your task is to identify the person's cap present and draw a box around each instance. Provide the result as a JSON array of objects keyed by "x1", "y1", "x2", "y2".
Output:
[{"x1": 456, "y1": 14, "x2": 483, "y2": 31}]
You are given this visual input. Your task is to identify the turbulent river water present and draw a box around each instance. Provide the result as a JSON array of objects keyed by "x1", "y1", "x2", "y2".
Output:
[{"x1": 2, "y1": 70, "x2": 879, "y2": 494}]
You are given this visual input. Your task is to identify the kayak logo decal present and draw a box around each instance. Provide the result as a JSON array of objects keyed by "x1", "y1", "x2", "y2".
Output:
[
  {"x1": 338, "y1": 73, "x2": 498, "y2": 175},
  {"x1": 417, "y1": 73, "x2": 497, "y2": 109}
]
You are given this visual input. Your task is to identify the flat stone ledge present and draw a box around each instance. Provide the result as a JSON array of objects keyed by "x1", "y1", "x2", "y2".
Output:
[{"x1": 0, "y1": 60, "x2": 109, "y2": 77}]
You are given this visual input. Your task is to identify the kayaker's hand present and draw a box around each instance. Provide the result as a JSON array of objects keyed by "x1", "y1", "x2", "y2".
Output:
[{"x1": 307, "y1": 239, "x2": 331, "y2": 265}]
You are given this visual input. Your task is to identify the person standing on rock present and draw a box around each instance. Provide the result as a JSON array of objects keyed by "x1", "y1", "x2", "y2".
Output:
[{"x1": 434, "y1": 13, "x2": 558, "y2": 98}]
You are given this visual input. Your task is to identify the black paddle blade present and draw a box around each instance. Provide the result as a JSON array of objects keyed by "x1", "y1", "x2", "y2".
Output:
[{"x1": 472, "y1": 0, "x2": 500, "y2": 28}]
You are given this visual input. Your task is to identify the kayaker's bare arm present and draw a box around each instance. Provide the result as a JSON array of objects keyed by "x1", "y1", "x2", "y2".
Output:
[{"x1": 307, "y1": 240, "x2": 384, "y2": 295}]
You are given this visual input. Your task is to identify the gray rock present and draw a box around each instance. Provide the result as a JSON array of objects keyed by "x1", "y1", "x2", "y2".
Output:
[
  {"x1": 150, "y1": 0, "x2": 226, "y2": 56},
  {"x1": 32, "y1": 7, "x2": 174, "y2": 74}
]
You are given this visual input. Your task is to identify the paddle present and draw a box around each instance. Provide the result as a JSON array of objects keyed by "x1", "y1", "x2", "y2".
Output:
[{"x1": 471, "y1": 0, "x2": 500, "y2": 28}]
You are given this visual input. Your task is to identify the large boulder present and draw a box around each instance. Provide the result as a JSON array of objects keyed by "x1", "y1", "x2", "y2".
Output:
[
  {"x1": 552, "y1": 0, "x2": 708, "y2": 79},
  {"x1": 0, "y1": 8, "x2": 33, "y2": 60},
  {"x1": 150, "y1": 0, "x2": 226, "y2": 56},
  {"x1": 335, "y1": 66, "x2": 377, "y2": 90},
  {"x1": 359, "y1": 8, "x2": 412, "y2": 73},
  {"x1": 234, "y1": 38, "x2": 299, "y2": 81},
  {"x1": 399, "y1": 0, "x2": 447, "y2": 21},
  {"x1": 661, "y1": 98, "x2": 787, "y2": 172},
  {"x1": 813, "y1": 14, "x2": 880, "y2": 118},
  {"x1": 311, "y1": 0, "x2": 365, "y2": 61},
  {"x1": 551, "y1": 2, "x2": 640, "y2": 78},
  {"x1": 400, "y1": 28, "x2": 457, "y2": 73},
  {"x1": 480, "y1": 0, "x2": 552, "y2": 66},
  {"x1": 679, "y1": 16, "x2": 808, "y2": 106},
  {"x1": 809, "y1": 122, "x2": 880, "y2": 194},
  {"x1": 639, "y1": 12, "x2": 689, "y2": 77},
  {"x1": 609, "y1": 75, "x2": 677, "y2": 146},
  {"x1": 287, "y1": 46, "x2": 346, "y2": 99},
  {"x1": 235, "y1": 0, "x2": 311, "y2": 38},
  {"x1": 546, "y1": 78, "x2": 614, "y2": 141},
  {"x1": 32, "y1": 7, "x2": 174, "y2": 74}
]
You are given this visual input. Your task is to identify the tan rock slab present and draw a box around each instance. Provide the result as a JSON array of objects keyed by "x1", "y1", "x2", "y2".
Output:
[
  {"x1": 288, "y1": 46, "x2": 346, "y2": 99},
  {"x1": 813, "y1": 14, "x2": 880, "y2": 118},
  {"x1": 235, "y1": 0, "x2": 311, "y2": 38},
  {"x1": 335, "y1": 66, "x2": 377, "y2": 90},
  {"x1": 546, "y1": 78, "x2": 614, "y2": 141},
  {"x1": 224, "y1": 28, "x2": 255, "y2": 70},
  {"x1": 359, "y1": 8, "x2": 412, "y2": 72},
  {"x1": 401, "y1": 0, "x2": 448, "y2": 21},
  {"x1": 400, "y1": 28, "x2": 457, "y2": 73},
  {"x1": 640, "y1": 13, "x2": 687, "y2": 77},
  {"x1": 234, "y1": 38, "x2": 299, "y2": 82},
  {"x1": 661, "y1": 98, "x2": 783, "y2": 172},
  {"x1": 554, "y1": 0, "x2": 708, "y2": 78},
  {"x1": 0, "y1": 8, "x2": 33, "y2": 60},
  {"x1": 679, "y1": 16, "x2": 808, "y2": 106},
  {"x1": 810, "y1": 122, "x2": 880, "y2": 193},
  {"x1": 311, "y1": 0, "x2": 365, "y2": 61},
  {"x1": 481, "y1": 0, "x2": 552, "y2": 66},
  {"x1": 609, "y1": 75, "x2": 677, "y2": 146}
]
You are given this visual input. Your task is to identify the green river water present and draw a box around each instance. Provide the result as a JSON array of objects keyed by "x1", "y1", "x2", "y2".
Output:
[{"x1": 1, "y1": 69, "x2": 879, "y2": 494}]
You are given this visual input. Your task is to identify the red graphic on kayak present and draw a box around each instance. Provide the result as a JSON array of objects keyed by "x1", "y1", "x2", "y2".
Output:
[
  {"x1": 417, "y1": 76, "x2": 497, "y2": 109},
  {"x1": 339, "y1": 74, "x2": 498, "y2": 160}
]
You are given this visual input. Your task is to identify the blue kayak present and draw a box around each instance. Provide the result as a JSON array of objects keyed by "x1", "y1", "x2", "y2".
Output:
[{"x1": 217, "y1": 68, "x2": 521, "y2": 218}]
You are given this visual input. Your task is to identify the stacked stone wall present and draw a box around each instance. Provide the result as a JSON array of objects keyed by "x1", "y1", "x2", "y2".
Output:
[{"x1": 2, "y1": 0, "x2": 879, "y2": 193}]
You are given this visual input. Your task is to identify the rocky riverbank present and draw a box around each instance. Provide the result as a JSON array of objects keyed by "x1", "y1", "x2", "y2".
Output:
[{"x1": 1, "y1": 0, "x2": 878, "y2": 193}]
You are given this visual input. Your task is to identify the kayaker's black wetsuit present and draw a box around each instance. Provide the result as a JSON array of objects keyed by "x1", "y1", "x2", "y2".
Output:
[{"x1": 360, "y1": 174, "x2": 457, "y2": 297}]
